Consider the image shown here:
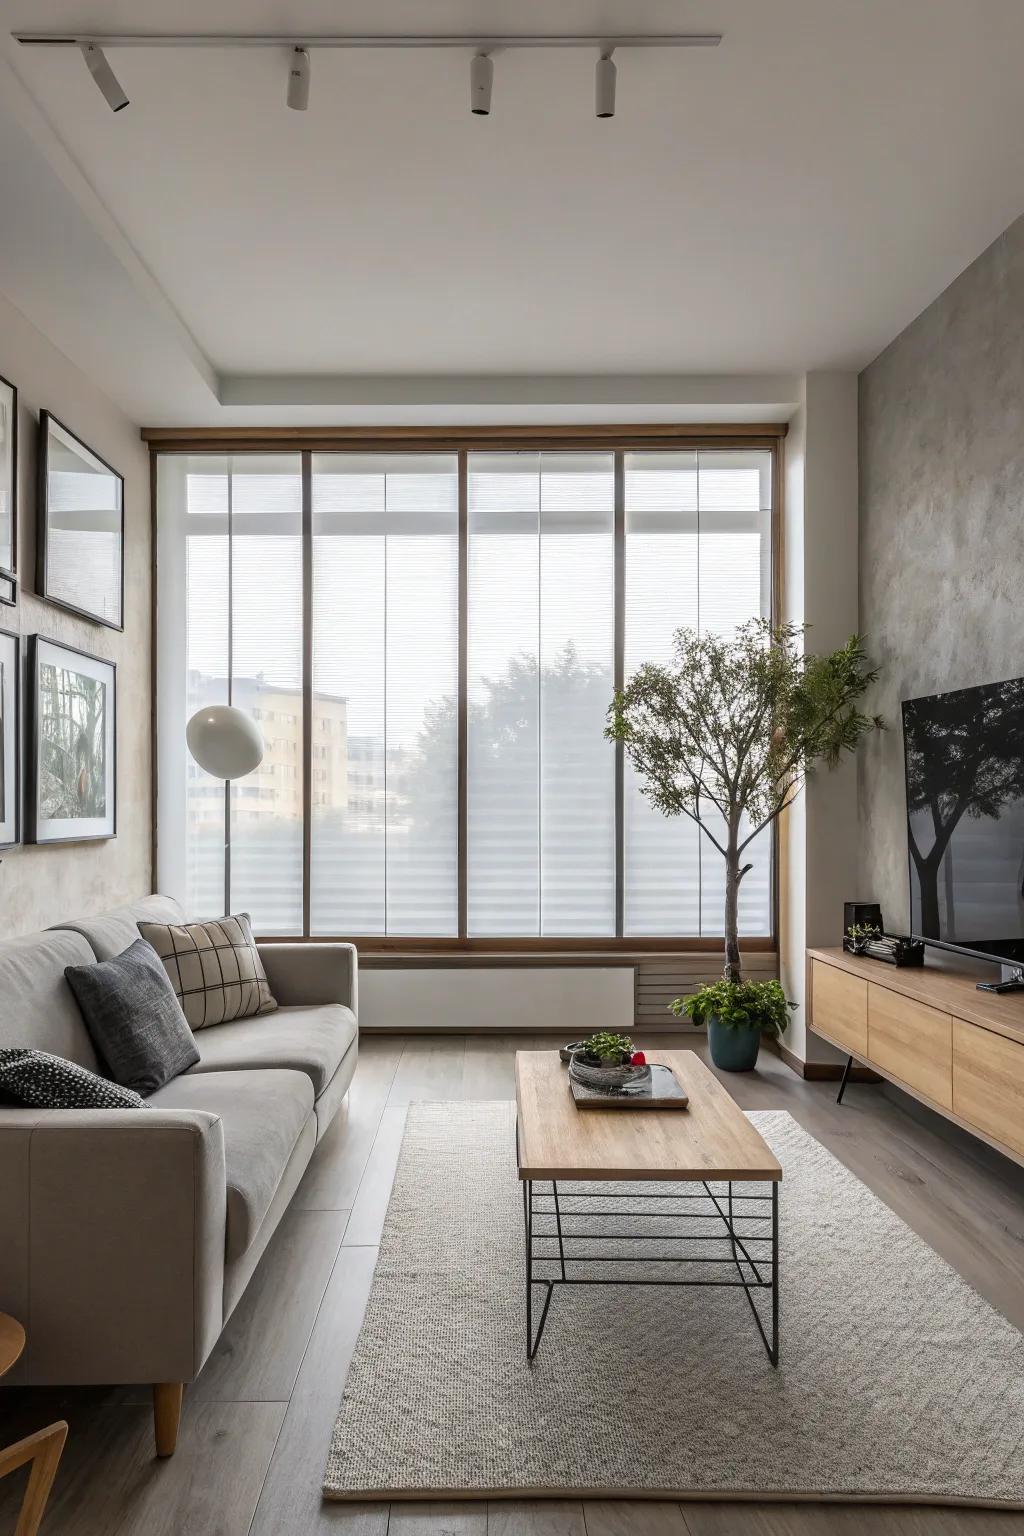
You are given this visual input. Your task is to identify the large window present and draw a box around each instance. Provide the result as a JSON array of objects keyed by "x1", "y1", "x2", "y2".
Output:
[{"x1": 156, "y1": 438, "x2": 776, "y2": 944}]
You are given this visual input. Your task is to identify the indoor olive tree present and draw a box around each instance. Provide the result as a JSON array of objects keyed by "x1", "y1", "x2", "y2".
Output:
[{"x1": 607, "y1": 618, "x2": 882, "y2": 986}]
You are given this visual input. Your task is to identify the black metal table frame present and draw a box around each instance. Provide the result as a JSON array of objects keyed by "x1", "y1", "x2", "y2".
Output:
[{"x1": 518, "y1": 1152, "x2": 779, "y2": 1367}]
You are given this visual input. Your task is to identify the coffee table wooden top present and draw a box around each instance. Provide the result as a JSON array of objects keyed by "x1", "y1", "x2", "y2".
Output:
[
  {"x1": 0, "y1": 1314, "x2": 25, "y2": 1379},
  {"x1": 515, "y1": 1049, "x2": 782, "y2": 1183}
]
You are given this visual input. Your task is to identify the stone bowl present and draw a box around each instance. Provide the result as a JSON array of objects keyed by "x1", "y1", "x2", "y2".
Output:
[{"x1": 569, "y1": 1051, "x2": 652, "y2": 1093}]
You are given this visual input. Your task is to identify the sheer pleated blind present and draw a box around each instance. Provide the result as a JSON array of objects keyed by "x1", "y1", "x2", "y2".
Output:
[
  {"x1": 467, "y1": 452, "x2": 615, "y2": 935},
  {"x1": 157, "y1": 442, "x2": 774, "y2": 940},
  {"x1": 311, "y1": 455, "x2": 459, "y2": 935}
]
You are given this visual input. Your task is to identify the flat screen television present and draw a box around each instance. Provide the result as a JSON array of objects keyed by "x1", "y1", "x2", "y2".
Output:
[{"x1": 903, "y1": 675, "x2": 1024, "y2": 971}]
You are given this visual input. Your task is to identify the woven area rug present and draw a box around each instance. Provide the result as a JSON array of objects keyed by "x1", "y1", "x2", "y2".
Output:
[{"x1": 324, "y1": 1101, "x2": 1024, "y2": 1506}]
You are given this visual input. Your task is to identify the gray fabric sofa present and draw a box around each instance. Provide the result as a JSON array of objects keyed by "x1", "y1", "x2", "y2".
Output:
[{"x1": 0, "y1": 894, "x2": 357, "y2": 1456}]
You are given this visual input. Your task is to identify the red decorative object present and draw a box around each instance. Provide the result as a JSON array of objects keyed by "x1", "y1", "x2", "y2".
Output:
[{"x1": 630, "y1": 1050, "x2": 647, "y2": 1066}]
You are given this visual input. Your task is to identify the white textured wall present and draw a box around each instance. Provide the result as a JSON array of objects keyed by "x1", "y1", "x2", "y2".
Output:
[
  {"x1": 0, "y1": 294, "x2": 150, "y2": 937},
  {"x1": 359, "y1": 966, "x2": 635, "y2": 1033},
  {"x1": 780, "y1": 372, "x2": 860, "y2": 1062}
]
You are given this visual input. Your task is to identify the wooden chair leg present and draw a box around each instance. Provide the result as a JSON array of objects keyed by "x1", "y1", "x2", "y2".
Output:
[
  {"x1": 0, "y1": 1419, "x2": 68, "y2": 1536},
  {"x1": 153, "y1": 1382, "x2": 184, "y2": 1458}
]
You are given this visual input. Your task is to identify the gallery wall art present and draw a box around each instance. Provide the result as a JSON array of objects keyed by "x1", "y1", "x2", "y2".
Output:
[
  {"x1": 28, "y1": 635, "x2": 116, "y2": 844},
  {"x1": 0, "y1": 626, "x2": 19, "y2": 847},
  {"x1": 37, "y1": 411, "x2": 123, "y2": 630},
  {"x1": 0, "y1": 374, "x2": 16, "y2": 607}
]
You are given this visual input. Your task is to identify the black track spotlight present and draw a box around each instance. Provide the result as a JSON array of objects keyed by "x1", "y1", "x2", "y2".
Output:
[
  {"x1": 287, "y1": 47, "x2": 310, "y2": 110},
  {"x1": 596, "y1": 51, "x2": 616, "y2": 118},
  {"x1": 79, "y1": 42, "x2": 129, "y2": 112},
  {"x1": 470, "y1": 52, "x2": 493, "y2": 115}
]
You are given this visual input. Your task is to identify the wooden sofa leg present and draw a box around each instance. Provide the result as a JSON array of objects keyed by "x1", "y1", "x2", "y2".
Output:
[{"x1": 153, "y1": 1383, "x2": 183, "y2": 1458}]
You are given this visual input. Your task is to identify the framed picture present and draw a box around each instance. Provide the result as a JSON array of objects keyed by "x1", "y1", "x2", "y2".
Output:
[
  {"x1": 37, "y1": 412, "x2": 124, "y2": 630},
  {"x1": 0, "y1": 374, "x2": 16, "y2": 592},
  {"x1": 0, "y1": 626, "x2": 19, "y2": 848},
  {"x1": 29, "y1": 635, "x2": 116, "y2": 843}
]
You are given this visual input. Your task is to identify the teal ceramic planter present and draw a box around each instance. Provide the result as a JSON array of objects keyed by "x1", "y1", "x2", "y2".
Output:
[{"x1": 707, "y1": 1016, "x2": 761, "y2": 1072}]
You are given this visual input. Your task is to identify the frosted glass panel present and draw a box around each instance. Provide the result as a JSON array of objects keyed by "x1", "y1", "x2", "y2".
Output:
[
  {"x1": 623, "y1": 449, "x2": 773, "y2": 937},
  {"x1": 311, "y1": 454, "x2": 458, "y2": 935},
  {"x1": 468, "y1": 452, "x2": 615, "y2": 936},
  {"x1": 226, "y1": 457, "x2": 303, "y2": 935}
]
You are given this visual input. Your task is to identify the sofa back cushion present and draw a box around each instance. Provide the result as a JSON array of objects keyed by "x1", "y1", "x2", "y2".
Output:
[
  {"x1": 64, "y1": 938, "x2": 200, "y2": 1095},
  {"x1": 0, "y1": 929, "x2": 103, "y2": 1070},
  {"x1": 54, "y1": 894, "x2": 185, "y2": 961}
]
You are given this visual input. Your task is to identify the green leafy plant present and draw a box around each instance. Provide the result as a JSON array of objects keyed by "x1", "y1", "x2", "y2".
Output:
[
  {"x1": 607, "y1": 618, "x2": 883, "y2": 986},
  {"x1": 671, "y1": 979, "x2": 795, "y2": 1038},
  {"x1": 846, "y1": 922, "x2": 880, "y2": 944},
  {"x1": 580, "y1": 1031, "x2": 634, "y2": 1064}
]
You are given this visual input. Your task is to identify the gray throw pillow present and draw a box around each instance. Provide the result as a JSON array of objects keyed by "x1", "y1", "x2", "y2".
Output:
[
  {"x1": 64, "y1": 937, "x2": 200, "y2": 1096},
  {"x1": 0, "y1": 1048, "x2": 148, "y2": 1110}
]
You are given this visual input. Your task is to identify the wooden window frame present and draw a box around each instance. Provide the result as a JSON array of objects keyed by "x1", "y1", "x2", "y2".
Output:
[{"x1": 148, "y1": 423, "x2": 785, "y2": 957}]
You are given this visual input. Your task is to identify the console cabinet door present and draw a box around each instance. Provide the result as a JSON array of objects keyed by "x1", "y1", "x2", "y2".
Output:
[
  {"x1": 867, "y1": 986, "x2": 952, "y2": 1109},
  {"x1": 811, "y1": 961, "x2": 867, "y2": 1055},
  {"x1": 953, "y1": 1019, "x2": 1024, "y2": 1160}
]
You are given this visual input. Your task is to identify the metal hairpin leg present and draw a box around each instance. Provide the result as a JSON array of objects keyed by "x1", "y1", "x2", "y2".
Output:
[
  {"x1": 836, "y1": 1053, "x2": 854, "y2": 1104},
  {"x1": 524, "y1": 1178, "x2": 556, "y2": 1360}
]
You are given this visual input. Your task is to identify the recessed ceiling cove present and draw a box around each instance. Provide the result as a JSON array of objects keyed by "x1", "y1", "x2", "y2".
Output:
[{"x1": 2, "y1": 0, "x2": 1024, "y2": 423}]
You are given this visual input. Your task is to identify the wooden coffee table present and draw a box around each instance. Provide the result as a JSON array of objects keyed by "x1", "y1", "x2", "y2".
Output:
[{"x1": 515, "y1": 1049, "x2": 782, "y2": 1364}]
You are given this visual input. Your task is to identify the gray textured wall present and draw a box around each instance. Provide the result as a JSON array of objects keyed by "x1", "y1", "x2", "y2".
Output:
[
  {"x1": 0, "y1": 293, "x2": 151, "y2": 937},
  {"x1": 858, "y1": 213, "x2": 1024, "y2": 930}
]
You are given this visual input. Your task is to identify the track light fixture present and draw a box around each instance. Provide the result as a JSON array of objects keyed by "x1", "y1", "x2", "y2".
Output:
[
  {"x1": 595, "y1": 51, "x2": 616, "y2": 118},
  {"x1": 79, "y1": 42, "x2": 129, "y2": 112},
  {"x1": 470, "y1": 52, "x2": 492, "y2": 116},
  {"x1": 287, "y1": 46, "x2": 310, "y2": 110},
  {"x1": 22, "y1": 34, "x2": 723, "y2": 121}
]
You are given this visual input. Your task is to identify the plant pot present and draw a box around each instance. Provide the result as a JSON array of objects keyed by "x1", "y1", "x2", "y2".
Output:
[{"x1": 707, "y1": 1016, "x2": 762, "y2": 1072}]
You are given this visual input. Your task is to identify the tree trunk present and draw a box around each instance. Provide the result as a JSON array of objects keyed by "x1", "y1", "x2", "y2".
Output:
[{"x1": 724, "y1": 832, "x2": 742, "y2": 985}]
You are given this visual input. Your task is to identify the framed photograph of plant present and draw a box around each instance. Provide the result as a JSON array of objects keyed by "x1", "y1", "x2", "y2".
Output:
[
  {"x1": 0, "y1": 373, "x2": 16, "y2": 601},
  {"x1": 0, "y1": 626, "x2": 19, "y2": 847},
  {"x1": 37, "y1": 411, "x2": 124, "y2": 630},
  {"x1": 28, "y1": 635, "x2": 116, "y2": 843}
]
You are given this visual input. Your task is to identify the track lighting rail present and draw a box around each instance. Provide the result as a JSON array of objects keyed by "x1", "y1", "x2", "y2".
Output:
[{"x1": 14, "y1": 33, "x2": 722, "y2": 50}]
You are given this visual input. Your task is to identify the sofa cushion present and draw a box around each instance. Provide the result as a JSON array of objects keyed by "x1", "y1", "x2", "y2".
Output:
[
  {"x1": 64, "y1": 938, "x2": 200, "y2": 1095},
  {"x1": 0, "y1": 1048, "x2": 148, "y2": 1110},
  {"x1": 138, "y1": 914, "x2": 277, "y2": 1029},
  {"x1": 148, "y1": 1068, "x2": 314, "y2": 1261},
  {"x1": 0, "y1": 929, "x2": 102, "y2": 1070},
  {"x1": 187, "y1": 1004, "x2": 357, "y2": 1098},
  {"x1": 53, "y1": 894, "x2": 186, "y2": 962}
]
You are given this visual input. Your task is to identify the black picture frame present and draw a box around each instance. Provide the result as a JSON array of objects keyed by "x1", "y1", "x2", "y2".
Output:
[
  {"x1": 28, "y1": 634, "x2": 117, "y2": 844},
  {"x1": 0, "y1": 372, "x2": 16, "y2": 590},
  {"x1": 37, "y1": 411, "x2": 124, "y2": 631},
  {"x1": 0, "y1": 625, "x2": 20, "y2": 848}
]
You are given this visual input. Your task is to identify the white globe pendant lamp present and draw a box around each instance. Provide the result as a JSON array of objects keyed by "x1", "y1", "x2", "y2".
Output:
[{"x1": 186, "y1": 705, "x2": 264, "y2": 780}]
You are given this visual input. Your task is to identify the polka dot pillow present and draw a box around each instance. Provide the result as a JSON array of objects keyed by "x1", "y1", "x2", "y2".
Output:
[{"x1": 0, "y1": 1048, "x2": 148, "y2": 1110}]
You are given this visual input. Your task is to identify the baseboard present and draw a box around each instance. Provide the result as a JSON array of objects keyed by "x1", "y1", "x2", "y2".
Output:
[{"x1": 765, "y1": 1036, "x2": 881, "y2": 1083}]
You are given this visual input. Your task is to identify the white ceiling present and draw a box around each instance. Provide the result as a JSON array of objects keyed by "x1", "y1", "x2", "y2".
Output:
[{"x1": 2, "y1": 0, "x2": 1024, "y2": 424}]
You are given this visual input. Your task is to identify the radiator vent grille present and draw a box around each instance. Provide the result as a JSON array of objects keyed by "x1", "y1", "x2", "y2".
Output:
[{"x1": 634, "y1": 952, "x2": 779, "y2": 1030}]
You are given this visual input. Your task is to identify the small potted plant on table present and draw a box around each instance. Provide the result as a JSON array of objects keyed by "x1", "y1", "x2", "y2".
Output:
[
  {"x1": 608, "y1": 619, "x2": 882, "y2": 1072},
  {"x1": 569, "y1": 1032, "x2": 649, "y2": 1091}
]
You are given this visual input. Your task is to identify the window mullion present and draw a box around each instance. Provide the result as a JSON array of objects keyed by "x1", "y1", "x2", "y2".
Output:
[
  {"x1": 614, "y1": 449, "x2": 625, "y2": 939},
  {"x1": 457, "y1": 450, "x2": 468, "y2": 939},
  {"x1": 301, "y1": 449, "x2": 312, "y2": 938}
]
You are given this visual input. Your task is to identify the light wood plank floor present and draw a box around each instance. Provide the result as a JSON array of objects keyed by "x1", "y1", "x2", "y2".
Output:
[{"x1": 3, "y1": 1032, "x2": 1024, "y2": 1536}]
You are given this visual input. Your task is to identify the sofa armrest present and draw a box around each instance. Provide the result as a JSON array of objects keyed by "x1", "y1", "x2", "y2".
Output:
[
  {"x1": 0, "y1": 1107, "x2": 227, "y2": 1387},
  {"x1": 257, "y1": 942, "x2": 358, "y2": 1015}
]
